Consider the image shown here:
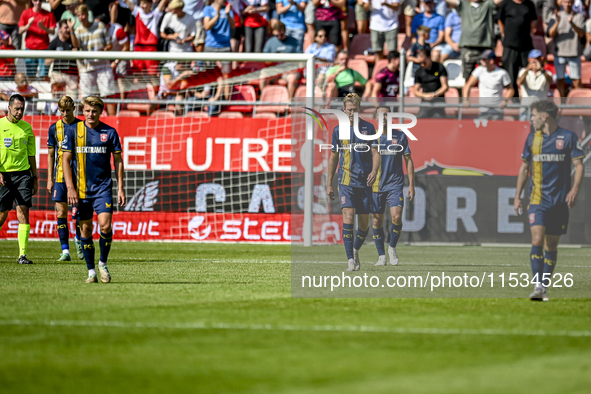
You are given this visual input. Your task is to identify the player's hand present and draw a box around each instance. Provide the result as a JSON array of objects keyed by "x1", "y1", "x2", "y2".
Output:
[
  {"x1": 0, "y1": 173, "x2": 4, "y2": 186},
  {"x1": 367, "y1": 171, "x2": 377, "y2": 186},
  {"x1": 32, "y1": 179, "x2": 38, "y2": 196},
  {"x1": 514, "y1": 196, "x2": 523, "y2": 216},
  {"x1": 47, "y1": 179, "x2": 53, "y2": 193},
  {"x1": 566, "y1": 189, "x2": 578, "y2": 208},
  {"x1": 407, "y1": 185, "x2": 415, "y2": 202},
  {"x1": 327, "y1": 185, "x2": 335, "y2": 201},
  {"x1": 118, "y1": 189, "x2": 126, "y2": 207},
  {"x1": 67, "y1": 187, "x2": 79, "y2": 207}
]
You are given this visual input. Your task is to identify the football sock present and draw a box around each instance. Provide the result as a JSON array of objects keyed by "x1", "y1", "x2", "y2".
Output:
[
  {"x1": 88, "y1": 269, "x2": 96, "y2": 276},
  {"x1": 530, "y1": 245, "x2": 544, "y2": 286},
  {"x1": 342, "y1": 223, "x2": 354, "y2": 260},
  {"x1": 57, "y1": 217, "x2": 69, "y2": 252},
  {"x1": 81, "y1": 236, "x2": 95, "y2": 270},
  {"x1": 99, "y1": 231, "x2": 113, "y2": 264},
  {"x1": 372, "y1": 227, "x2": 385, "y2": 256},
  {"x1": 75, "y1": 218, "x2": 81, "y2": 241},
  {"x1": 543, "y1": 249, "x2": 558, "y2": 285},
  {"x1": 18, "y1": 224, "x2": 30, "y2": 256},
  {"x1": 354, "y1": 227, "x2": 369, "y2": 250},
  {"x1": 390, "y1": 223, "x2": 402, "y2": 248}
]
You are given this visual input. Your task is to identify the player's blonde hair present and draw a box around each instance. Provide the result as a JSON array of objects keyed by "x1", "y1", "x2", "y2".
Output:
[
  {"x1": 58, "y1": 95, "x2": 75, "y2": 110},
  {"x1": 343, "y1": 93, "x2": 361, "y2": 110},
  {"x1": 82, "y1": 96, "x2": 105, "y2": 111}
]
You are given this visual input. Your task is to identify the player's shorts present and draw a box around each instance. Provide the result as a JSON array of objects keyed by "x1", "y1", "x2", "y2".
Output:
[
  {"x1": 78, "y1": 193, "x2": 113, "y2": 221},
  {"x1": 338, "y1": 184, "x2": 372, "y2": 214},
  {"x1": 371, "y1": 189, "x2": 404, "y2": 214},
  {"x1": 527, "y1": 202, "x2": 570, "y2": 236},
  {"x1": 51, "y1": 182, "x2": 68, "y2": 203},
  {"x1": 0, "y1": 170, "x2": 33, "y2": 211}
]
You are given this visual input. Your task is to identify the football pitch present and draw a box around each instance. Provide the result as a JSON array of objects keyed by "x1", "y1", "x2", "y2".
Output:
[{"x1": 1, "y1": 240, "x2": 590, "y2": 393}]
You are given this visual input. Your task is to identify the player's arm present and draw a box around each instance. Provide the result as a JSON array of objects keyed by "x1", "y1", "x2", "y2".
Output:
[
  {"x1": 114, "y1": 152, "x2": 126, "y2": 207},
  {"x1": 327, "y1": 150, "x2": 339, "y2": 201},
  {"x1": 566, "y1": 158, "x2": 585, "y2": 208},
  {"x1": 28, "y1": 156, "x2": 38, "y2": 196},
  {"x1": 62, "y1": 151, "x2": 78, "y2": 206},
  {"x1": 514, "y1": 160, "x2": 530, "y2": 215},
  {"x1": 404, "y1": 154, "x2": 415, "y2": 201},
  {"x1": 367, "y1": 146, "x2": 381, "y2": 186},
  {"x1": 47, "y1": 147, "x2": 55, "y2": 192}
]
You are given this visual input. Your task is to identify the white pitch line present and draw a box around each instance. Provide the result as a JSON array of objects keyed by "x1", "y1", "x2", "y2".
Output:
[{"x1": 1, "y1": 319, "x2": 590, "y2": 338}]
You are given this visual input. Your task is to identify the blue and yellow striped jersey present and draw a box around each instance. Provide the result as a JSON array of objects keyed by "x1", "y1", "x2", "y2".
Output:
[
  {"x1": 373, "y1": 130, "x2": 411, "y2": 193},
  {"x1": 521, "y1": 128, "x2": 584, "y2": 208},
  {"x1": 62, "y1": 121, "x2": 122, "y2": 199},
  {"x1": 47, "y1": 118, "x2": 81, "y2": 184},
  {"x1": 331, "y1": 118, "x2": 376, "y2": 188}
]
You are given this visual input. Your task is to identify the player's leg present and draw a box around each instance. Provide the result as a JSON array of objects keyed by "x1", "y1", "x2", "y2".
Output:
[
  {"x1": 95, "y1": 196, "x2": 114, "y2": 283},
  {"x1": 388, "y1": 206, "x2": 403, "y2": 266},
  {"x1": 352, "y1": 187, "x2": 372, "y2": 270},
  {"x1": 55, "y1": 201, "x2": 71, "y2": 261},
  {"x1": 74, "y1": 210, "x2": 84, "y2": 260},
  {"x1": 540, "y1": 203, "x2": 569, "y2": 301},
  {"x1": 372, "y1": 214, "x2": 387, "y2": 266},
  {"x1": 78, "y1": 201, "x2": 97, "y2": 283},
  {"x1": 529, "y1": 224, "x2": 546, "y2": 300},
  {"x1": 342, "y1": 207, "x2": 356, "y2": 270}
]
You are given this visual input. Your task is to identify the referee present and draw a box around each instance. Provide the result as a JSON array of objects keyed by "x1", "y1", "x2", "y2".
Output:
[{"x1": 0, "y1": 94, "x2": 38, "y2": 264}]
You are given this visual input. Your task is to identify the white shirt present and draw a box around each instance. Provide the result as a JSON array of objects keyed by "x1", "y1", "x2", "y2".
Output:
[
  {"x1": 518, "y1": 68, "x2": 549, "y2": 100},
  {"x1": 160, "y1": 11, "x2": 197, "y2": 53},
  {"x1": 472, "y1": 65, "x2": 511, "y2": 107},
  {"x1": 363, "y1": 0, "x2": 400, "y2": 32}
]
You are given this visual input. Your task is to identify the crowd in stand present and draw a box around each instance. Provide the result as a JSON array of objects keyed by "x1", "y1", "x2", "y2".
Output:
[{"x1": 1, "y1": 0, "x2": 591, "y2": 117}]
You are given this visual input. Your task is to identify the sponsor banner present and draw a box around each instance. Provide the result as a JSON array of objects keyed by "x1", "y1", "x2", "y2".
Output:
[
  {"x1": 30, "y1": 117, "x2": 530, "y2": 176},
  {"x1": 0, "y1": 211, "x2": 292, "y2": 242}
]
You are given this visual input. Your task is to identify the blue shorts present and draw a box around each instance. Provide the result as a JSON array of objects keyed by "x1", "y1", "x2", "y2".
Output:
[
  {"x1": 78, "y1": 193, "x2": 113, "y2": 221},
  {"x1": 51, "y1": 182, "x2": 68, "y2": 203},
  {"x1": 528, "y1": 203, "x2": 569, "y2": 236},
  {"x1": 338, "y1": 184, "x2": 372, "y2": 214},
  {"x1": 372, "y1": 189, "x2": 404, "y2": 214}
]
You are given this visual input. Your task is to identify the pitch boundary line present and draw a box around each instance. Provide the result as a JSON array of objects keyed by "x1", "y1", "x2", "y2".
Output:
[{"x1": 1, "y1": 319, "x2": 590, "y2": 338}]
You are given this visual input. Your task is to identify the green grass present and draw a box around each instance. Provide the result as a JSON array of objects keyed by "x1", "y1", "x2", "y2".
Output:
[{"x1": 1, "y1": 241, "x2": 590, "y2": 393}]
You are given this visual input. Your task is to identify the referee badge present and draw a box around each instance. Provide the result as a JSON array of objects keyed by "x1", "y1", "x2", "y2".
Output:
[{"x1": 3, "y1": 137, "x2": 12, "y2": 148}]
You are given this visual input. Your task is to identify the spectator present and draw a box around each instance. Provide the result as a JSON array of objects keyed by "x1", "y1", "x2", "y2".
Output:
[
  {"x1": 18, "y1": 0, "x2": 57, "y2": 78},
  {"x1": 276, "y1": 0, "x2": 306, "y2": 52},
  {"x1": 0, "y1": 0, "x2": 27, "y2": 50},
  {"x1": 109, "y1": 0, "x2": 136, "y2": 37},
  {"x1": 585, "y1": 16, "x2": 591, "y2": 61},
  {"x1": 0, "y1": 30, "x2": 15, "y2": 80},
  {"x1": 445, "y1": 0, "x2": 504, "y2": 80},
  {"x1": 46, "y1": 19, "x2": 78, "y2": 97},
  {"x1": 371, "y1": 50, "x2": 400, "y2": 97},
  {"x1": 242, "y1": 0, "x2": 268, "y2": 53},
  {"x1": 228, "y1": 0, "x2": 243, "y2": 57},
  {"x1": 49, "y1": 0, "x2": 67, "y2": 22},
  {"x1": 60, "y1": 0, "x2": 94, "y2": 31},
  {"x1": 10, "y1": 72, "x2": 39, "y2": 99},
  {"x1": 160, "y1": 0, "x2": 197, "y2": 53},
  {"x1": 304, "y1": 0, "x2": 315, "y2": 38},
  {"x1": 355, "y1": 0, "x2": 369, "y2": 34},
  {"x1": 326, "y1": 49, "x2": 372, "y2": 97},
  {"x1": 82, "y1": 0, "x2": 110, "y2": 20},
  {"x1": 412, "y1": 47, "x2": 448, "y2": 118},
  {"x1": 411, "y1": 0, "x2": 444, "y2": 50},
  {"x1": 432, "y1": 7, "x2": 460, "y2": 62},
  {"x1": 548, "y1": 0, "x2": 585, "y2": 96},
  {"x1": 158, "y1": 61, "x2": 194, "y2": 115},
  {"x1": 462, "y1": 49, "x2": 514, "y2": 120},
  {"x1": 313, "y1": 0, "x2": 345, "y2": 47},
  {"x1": 183, "y1": 0, "x2": 206, "y2": 52},
  {"x1": 407, "y1": 25, "x2": 430, "y2": 77},
  {"x1": 123, "y1": 0, "x2": 168, "y2": 76},
  {"x1": 261, "y1": 21, "x2": 299, "y2": 97},
  {"x1": 70, "y1": 4, "x2": 116, "y2": 115},
  {"x1": 305, "y1": 28, "x2": 336, "y2": 84},
  {"x1": 498, "y1": 0, "x2": 537, "y2": 97},
  {"x1": 402, "y1": 0, "x2": 416, "y2": 38},
  {"x1": 203, "y1": 0, "x2": 234, "y2": 76},
  {"x1": 101, "y1": 15, "x2": 130, "y2": 100},
  {"x1": 362, "y1": 0, "x2": 399, "y2": 61},
  {"x1": 517, "y1": 49, "x2": 552, "y2": 119}
]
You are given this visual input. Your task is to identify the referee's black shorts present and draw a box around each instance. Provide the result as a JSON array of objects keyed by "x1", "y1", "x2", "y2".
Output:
[{"x1": 0, "y1": 170, "x2": 34, "y2": 211}]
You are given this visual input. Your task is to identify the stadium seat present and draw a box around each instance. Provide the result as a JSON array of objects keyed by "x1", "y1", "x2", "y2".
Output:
[
  {"x1": 294, "y1": 85, "x2": 323, "y2": 98},
  {"x1": 150, "y1": 110, "x2": 175, "y2": 118},
  {"x1": 371, "y1": 59, "x2": 389, "y2": 81},
  {"x1": 218, "y1": 111, "x2": 244, "y2": 118},
  {"x1": 187, "y1": 111, "x2": 210, "y2": 118},
  {"x1": 461, "y1": 87, "x2": 482, "y2": 116},
  {"x1": 256, "y1": 85, "x2": 289, "y2": 114},
  {"x1": 444, "y1": 88, "x2": 460, "y2": 117},
  {"x1": 403, "y1": 96, "x2": 421, "y2": 115},
  {"x1": 561, "y1": 88, "x2": 591, "y2": 116},
  {"x1": 348, "y1": 59, "x2": 369, "y2": 80},
  {"x1": 558, "y1": 115, "x2": 586, "y2": 140},
  {"x1": 581, "y1": 62, "x2": 591, "y2": 86},
  {"x1": 226, "y1": 84, "x2": 256, "y2": 113},
  {"x1": 253, "y1": 113, "x2": 278, "y2": 119},
  {"x1": 444, "y1": 59, "x2": 465, "y2": 90},
  {"x1": 118, "y1": 110, "x2": 141, "y2": 117},
  {"x1": 350, "y1": 34, "x2": 375, "y2": 63}
]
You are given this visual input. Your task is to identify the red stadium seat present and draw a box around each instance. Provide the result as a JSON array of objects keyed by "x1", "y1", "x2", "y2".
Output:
[
  {"x1": 253, "y1": 113, "x2": 278, "y2": 119},
  {"x1": 371, "y1": 59, "x2": 388, "y2": 81},
  {"x1": 581, "y1": 62, "x2": 591, "y2": 86},
  {"x1": 218, "y1": 111, "x2": 244, "y2": 118},
  {"x1": 226, "y1": 84, "x2": 256, "y2": 113},
  {"x1": 444, "y1": 88, "x2": 460, "y2": 117},
  {"x1": 350, "y1": 34, "x2": 375, "y2": 63},
  {"x1": 294, "y1": 85, "x2": 323, "y2": 98},
  {"x1": 150, "y1": 110, "x2": 175, "y2": 118},
  {"x1": 118, "y1": 110, "x2": 141, "y2": 117},
  {"x1": 187, "y1": 111, "x2": 210, "y2": 118},
  {"x1": 256, "y1": 85, "x2": 289, "y2": 114},
  {"x1": 348, "y1": 59, "x2": 369, "y2": 80},
  {"x1": 561, "y1": 88, "x2": 591, "y2": 116}
]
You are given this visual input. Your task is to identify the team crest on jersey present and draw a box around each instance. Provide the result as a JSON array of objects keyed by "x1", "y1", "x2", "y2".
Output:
[
  {"x1": 391, "y1": 138, "x2": 398, "y2": 145},
  {"x1": 101, "y1": 134, "x2": 108, "y2": 142},
  {"x1": 529, "y1": 213, "x2": 535, "y2": 224},
  {"x1": 341, "y1": 196, "x2": 346, "y2": 204},
  {"x1": 556, "y1": 140, "x2": 564, "y2": 150},
  {"x1": 3, "y1": 137, "x2": 12, "y2": 148}
]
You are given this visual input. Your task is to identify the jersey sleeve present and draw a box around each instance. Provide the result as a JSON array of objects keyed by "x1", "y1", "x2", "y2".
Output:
[
  {"x1": 354, "y1": 70, "x2": 367, "y2": 85},
  {"x1": 570, "y1": 134, "x2": 585, "y2": 161},
  {"x1": 110, "y1": 129, "x2": 122, "y2": 154},
  {"x1": 26, "y1": 124, "x2": 36, "y2": 157},
  {"x1": 521, "y1": 134, "x2": 532, "y2": 162},
  {"x1": 62, "y1": 124, "x2": 75, "y2": 152},
  {"x1": 331, "y1": 127, "x2": 339, "y2": 152},
  {"x1": 47, "y1": 124, "x2": 56, "y2": 147},
  {"x1": 375, "y1": 69, "x2": 386, "y2": 84}
]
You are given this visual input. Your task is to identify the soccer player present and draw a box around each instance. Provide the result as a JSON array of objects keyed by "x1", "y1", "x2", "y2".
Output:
[
  {"x1": 62, "y1": 96, "x2": 126, "y2": 283},
  {"x1": 514, "y1": 100, "x2": 584, "y2": 301},
  {"x1": 47, "y1": 96, "x2": 83, "y2": 261},
  {"x1": 326, "y1": 93, "x2": 381, "y2": 271},
  {"x1": 371, "y1": 106, "x2": 415, "y2": 266},
  {"x1": 0, "y1": 94, "x2": 38, "y2": 264}
]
